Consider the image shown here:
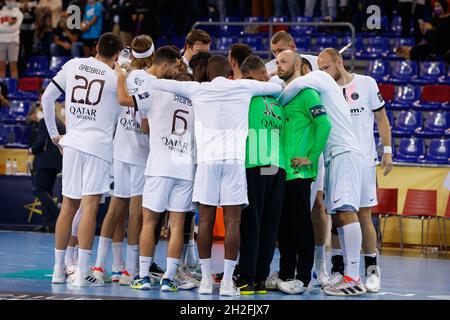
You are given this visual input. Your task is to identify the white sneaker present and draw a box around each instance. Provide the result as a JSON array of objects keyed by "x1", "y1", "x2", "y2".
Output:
[
  {"x1": 324, "y1": 272, "x2": 343, "y2": 288},
  {"x1": 365, "y1": 273, "x2": 381, "y2": 293},
  {"x1": 92, "y1": 267, "x2": 111, "y2": 283},
  {"x1": 51, "y1": 266, "x2": 67, "y2": 284},
  {"x1": 198, "y1": 276, "x2": 214, "y2": 295},
  {"x1": 311, "y1": 269, "x2": 330, "y2": 287},
  {"x1": 111, "y1": 264, "x2": 125, "y2": 283},
  {"x1": 265, "y1": 272, "x2": 282, "y2": 290},
  {"x1": 277, "y1": 279, "x2": 306, "y2": 294},
  {"x1": 72, "y1": 270, "x2": 104, "y2": 287},
  {"x1": 323, "y1": 276, "x2": 366, "y2": 296},
  {"x1": 118, "y1": 270, "x2": 135, "y2": 286},
  {"x1": 220, "y1": 279, "x2": 240, "y2": 296},
  {"x1": 66, "y1": 265, "x2": 77, "y2": 283},
  {"x1": 186, "y1": 264, "x2": 202, "y2": 281},
  {"x1": 175, "y1": 265, "x2": 200, "y2": 290}
]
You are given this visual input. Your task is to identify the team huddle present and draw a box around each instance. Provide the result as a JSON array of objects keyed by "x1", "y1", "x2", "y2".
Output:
[{"x1": 41, "y1": 29, "x2": 393, "y2": 297}]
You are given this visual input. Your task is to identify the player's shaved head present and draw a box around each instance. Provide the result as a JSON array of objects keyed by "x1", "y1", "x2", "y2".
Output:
[
  {"x1": 319, "y1": 48, "x2": 343, "y2": 63},
  {"x1": 207, "y1": 55, "x2": 230, "y2": 81},
  {"x1": 318, "y1": 47, "x2": 345, "y2": 81},
  {"x1": 276, "y1": 50, "x2": 302, "y2": 83}
]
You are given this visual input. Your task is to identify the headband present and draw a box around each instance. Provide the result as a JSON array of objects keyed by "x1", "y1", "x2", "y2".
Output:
[{"x1": 132, "y1": 43, "x2": 155, "y2": 59}]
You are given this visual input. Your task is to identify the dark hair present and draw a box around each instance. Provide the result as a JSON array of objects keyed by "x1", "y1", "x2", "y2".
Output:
[
  {"x1": 301, "y1": 58, "x2": 312, "y2": 72},
  {"x1": 130, "y1": 35, "x2": 154, "y2": 70},
  {"x1": 190, "y1": 51, "x2": 212, "y2": 82},
  {"x1": 229, "y1": 43, "x2": 253, "y2": 67},
  {"x1": 207, "y1": 55, "x2": 230, "y2": 80},
  {"x1": 184, "y1": 29, "x2": 212, "y2": 50},
  {"x1": 153, "y1": 46, "x2": 182, "y2": 65},
  {"x1": 240, "y1": 55, "x2": 266, "y2": 75},
  {"x1": 97, "y1": 32, "x2": 123, "y2": 59},
  {"x1": 173, "y1": 72, "x2": 194, "y2": 81}
]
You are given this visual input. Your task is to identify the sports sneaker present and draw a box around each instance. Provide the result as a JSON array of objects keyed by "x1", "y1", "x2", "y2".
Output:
[
  {"x1": 198, "y1": 276, "x2": 214, "y2": 295},
  {"x1": 92, "y1": 266, "x2": 111, "y2": 283},
  {"x1": 311, "y1": 269, "x2": 330, "y2": 287},
  {"x1": 277, "y1": 279, "x2": 306, "y2": 294},
  {"x1": 51, "y1": 266, "x2": 67, "y2": 284},
  {"x1": 111, "y1": 264, "x2": 124, "y2": 283},
  {"x1": 186, "y1": 264, "x2": 202, "y2": 281},
  {"x1": 235, "y1": 277, "x2": 255, "y2": 295},
  {"x1": 365, "y1": 273, "x2": 381, "y2": 293},
  {"x1": 149, "y1": 263, "x2": 164, "y2": 284},
  {"x1": 255, "y1": 280, "x2": 267, "y2": 295},
  {"x1": 160, "y1": 278, "x2": 178, "y2": 292},
  {"x1": 214, "y1": 267, "x2": 239, "y2": 283},
  {"x1": 323, "y1": 276, "x2": 367, "y2": 296},
  {"x1": 220, "y1": 279, "x2": 240, "y2": 296},
  {"x1": 118, "y1": 270, "x2": 135, "y2": 286},
  {"x1": 175, "y1": 265, "x2": 200, "y2": 290},
  {"x1": 325, "y1": 272, "x2": 343, "y2": 288},
  {"x1": 265, "y1": 272, "x2": 281, "y2": 290},
  {"x1": 72, "y1": 270, "x2": 104, "y2": 287},
  {"x1": 130, "y1": 276, "x2": 151, "y2": 290},
  {"x1": 66, "y1": 265, "x2": 76, "y2": 283}
]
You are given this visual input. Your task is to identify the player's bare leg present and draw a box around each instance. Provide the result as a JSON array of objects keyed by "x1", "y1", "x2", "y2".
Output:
[
  {"x1": 311, "y1": 191, "x2": 330, "y2": 286},
  {"x1": 197, "y1": 204, "x2": 217, "y2": 294}
]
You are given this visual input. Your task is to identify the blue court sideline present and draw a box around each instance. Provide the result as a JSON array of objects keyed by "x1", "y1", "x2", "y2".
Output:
[{"x1": 0, "y1": 230, "x2": 449, "y2": 300}]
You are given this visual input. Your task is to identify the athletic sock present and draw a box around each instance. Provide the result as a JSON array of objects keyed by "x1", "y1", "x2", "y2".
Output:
[
  {"x1": 364, "y1": 252, "x2": 378, "y2": 276},
  {"x1": 73, "y1": 245, "x2": 79, "y2": 265},
  {"x1": 139, "y1": 256, "x2": 153, "y2": 279},
  {"x1": 181, "y1": 244, "x2": 188, "y2": 265},
  {"x1": 163, "y1": 258, "x2": 180, "y2": 280},
  {"x1": 65, "y1": 246, "x2": 75, "y2": 267},
  {"x1": 341, "y1": 222, "x2": 363, "y2": 281},
  {"x1": 125, "y1": 244, "x2": 139, "y2": 275},
  {"x1": 78, "y1": 249, "x2": 92, "y2": 275},
  {"x1": 95, "y1": 236, "x2": 111, "y2": 269},
  {"x1": 223, "y1": 259, "x2": 237, "y2": 282},
  {"x1": 314, "y1": 245, "x2": 326, "y2": 270},
  {"x1": 199, "y1": 258, "x2": 212, "y2": 281},
  {"x1": 55, "y1": 249, "x2": 66, "y2": 269},
  {"x1": 186, "y1": 239, "x2": 198, "y2": 266},
  {"x1": 112, "y1": 242, "x2": 124, "y2": 268}
]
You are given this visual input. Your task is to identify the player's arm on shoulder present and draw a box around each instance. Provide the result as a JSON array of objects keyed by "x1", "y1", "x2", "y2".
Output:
[
  {"x1": 243, "y1": 79, "x2": 283, "y2": 99},
  {"x1": 152, "y1": 79, "x2": 199, "y2": 98}
]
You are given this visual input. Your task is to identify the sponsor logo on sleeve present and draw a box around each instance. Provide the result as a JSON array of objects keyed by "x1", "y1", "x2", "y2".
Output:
[
  {"x1": 377, "y1": 91, "x2": 384, "y2": 103},
  {"x1": 138, "y1": 92, "x2": 150, "y2": 100},
  {"x1": 310, "y1": 105, "x2": 327, "y2": 118}
]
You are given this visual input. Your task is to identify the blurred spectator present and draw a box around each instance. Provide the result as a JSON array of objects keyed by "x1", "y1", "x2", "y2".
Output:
[
  {"x1": 275, "y1": 0, "x2": 300, "y2": 19},
  {"x1": 51, "y1": 14, "x2": 83, "y2": 57},
  {"x1": 37, "y1": 0, "x2": 62, "y2": 28},
  {"x1": 112, "y1": 0, "x2": 137, "y2": 47},
  {"x1": 0, "y1": 80, "x2": 10, "y2": 107},
  {"x1": 252, "y1": 0, "x2": 274, "y2": 20},
  {"x1": 0, "y1": 0, "x2": 23, "y2": 79},
  {"x1": 398, "y1": 0, "x2": 426, "y2": 39},
  {"x1": 305, "y1": 0, "x2": 337, "y2": 19},
  {"x1": 29, "y1": 90, "x2": 66, "y2": 233},
  {"x1": 81, "y1": 0, "x2": 104, "y2": 56},
  {"x1": 396, "y1": 0, "x2": 450, "y2": 62},
  {"x1": 35, "y1": 1, "x2": 61, "y2": 56},
  {"x1": 19, "y1": 0, "x2": 37, "y2": 76},
  {"x1": 139, "y1": 1, "x2": 161, "y2": 42}
]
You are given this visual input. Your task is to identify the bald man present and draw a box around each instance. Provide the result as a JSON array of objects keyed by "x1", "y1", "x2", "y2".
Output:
[
  {"x1": 265, "y1": 50, "x2": 331, "y2": 295},
  {"x1": 318, "y1": 48, "x2": 393, "y2": 293},
  {"x1": 265, "y1": 31, "x2": 319, "y2": 76}
]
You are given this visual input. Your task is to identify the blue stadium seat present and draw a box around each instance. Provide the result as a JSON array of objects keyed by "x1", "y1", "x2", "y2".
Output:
[
  {"x1": 0, "y1": 124, "x2": 15, "y2": 146},
  {"x1": 242, "y1": 36, "x2": 263, "y2": 51},
  {"x1": 313, "y1": 35, "x2": 337, "y2": 52},
  {"x1": 195, "y1": 17, "x2": 220, "y2": 37},
  {"x1": 340, "y1": 36, "x2": 364, "y2": 58},
  {"x1": 219, "y1": 16, "x2": 243, "y2": 36},
  {"x1": 391, "y1": 110, "x2": 422, "y2": 137},
  {"x1": 385, "y1": 37, "x2": 415, "y2": 60},
  {"x1": 424, "y1": 138, "x2": 450, "y2": 164},
  {"x1": 0, "y1": 77, "x2": 18, "y2": 94},
  {"x1": 395, "y1": 137, "x2": 425, "y2": 163},
  {"x1": 41, "y1": 78, "x2": 52, "y2": 90},
  {"x1": 290, "y1": 16, "x2": 314, "y2": 36},
  {"x1": 294, "y1": 36, "x2": 311, "y2": 52},
  {"x1": 23, "y1": 56, "x2": 51, "y2": 77},
  {"x1": 416, "y1": 111, "x2": 449, "y2": 138},
  {"x1": 155, "y1": 37, "x2": 169, "y2": 48},
  {"x1": 389, "y1": 16, "x2": 402, "y2": 36},
  {"x1": 216, "y1": 36, "x2": 238, "y2": 51},
  {"x1": 390, "y1": 85, "x2": 421, "y2": 110},
  {"x1": 412, "y1": 61, "x2": 447, "y2": 85},
  {"x1": 169, "y1": 36, "x2": 186, "y2": 51},
  {"x1": 388, "y1": 60, "x2": 418, "y2": 84},
  {"x1": 374, "y1": 110, "x2": 394, "y2": 135},
  {"x1": 357, "y1": 36, "x2": 390, "y2": 59},
  {"x1": 366, "y1": 59, "x2": 390, "y2": 82},
  {"x1": 3, "y1": 100, "x2": 32, "y2": 122},
  {"x1": 374, "y1": 135, "x2": 385, "y2": 160},
  {"x1": 49, "y1": 56, "x2": 70, "y2": 75},
  {"x1": 13, "y1": 124, "x2": 32, "y2": 148},
  {"x1": 439, "y1": 68, "x2": 450, "y2": 85}
]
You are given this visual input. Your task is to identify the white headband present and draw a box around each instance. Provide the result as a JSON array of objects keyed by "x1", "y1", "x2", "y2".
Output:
[{"x1": 132, "y1": 43, "x2": 155, "y2": 59}]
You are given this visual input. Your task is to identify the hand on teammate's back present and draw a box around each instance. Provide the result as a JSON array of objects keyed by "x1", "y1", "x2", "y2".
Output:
[{"x1": 290, "y1": 157, "x2": 312, "y2": 168}]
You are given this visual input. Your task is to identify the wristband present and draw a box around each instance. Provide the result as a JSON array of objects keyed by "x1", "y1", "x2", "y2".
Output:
[{"x1": 383, "y1": 146, "x2": 392, "y2": 154}]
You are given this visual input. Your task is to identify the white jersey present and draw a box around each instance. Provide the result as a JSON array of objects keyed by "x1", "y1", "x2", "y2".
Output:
[
  {"x1": 151, "y1": 76, "x2": 283, "y2": 163},
  {"x1": 279, "y1": 70, "x2": 362, "y2": 162},
  {"x1": 134, "y1": 87, "x2": 195, "y2": 181},
  {"x1": 113, "y1": 70, "x2": 153, "y2": 167},
  {"x1": 341, "y1": 74, "x2": 385, "y2": 168},
  {"x1": 266, "y1": 53, "x2": 319, "y2": 75},
  {"x1": 52, "y1": 57, "x2": 121, "y2": 163}
]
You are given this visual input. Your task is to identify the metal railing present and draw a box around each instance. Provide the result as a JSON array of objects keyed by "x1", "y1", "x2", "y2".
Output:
[{"x1": 192, "y1": 20, "x2": 356, "y2": 71}]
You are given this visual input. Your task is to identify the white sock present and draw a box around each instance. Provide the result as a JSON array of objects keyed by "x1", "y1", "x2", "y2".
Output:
[
  {"x1": 55, "y1": 249, "x2": 66, "y2": 269},
  {"x1": 364, "y1": 252, "x2": 377, "y2": 258},
  {"x1": 78, "y1": 249, "x2": 92, "y2": 275},
  {"x1": 112, "y1": 242, "x2": 124, "y2": 268},
  {"x1": 139, "y1": 256, "x2": 153, "y2": 279},
  {"x1": 186, "y1": 239, "x2": 198, "y2": 266},
  {"x1": 314, "y1": 245, "x2": 326, "y2": 271},
  {"x1": 332, "y1": 248, "x2": 343, "y2": 257},
  {"x1": 337, "y1": 226, "x2": 347, "y2": 262},
  {"x1": 341, "y1": 222, "x2": 363, "y2": 281},
  {"x1": 181, "y1": 244, "x2": 188, "y2": 264},
  {"x1": 73, "y1": 246, "x2": 79, "y2": 265},
  {"x1": 223, "y1": 259, "x2": 237, "y2": 282},
  {"x1": 125, "y1": 244, "x2": 139, "y2": 275},
  {"x1": 163, "y1": 257, "x2": 180, "y2": 280},
  {"x1": 199, "y1": 258, "x2": 212, "y2": 280},
  {"x1": 65, "y1": 246, "x2": 75, "y2": 267},
  {"x1": 95, "y1": 236, "x2": 111, "y2": 269}
]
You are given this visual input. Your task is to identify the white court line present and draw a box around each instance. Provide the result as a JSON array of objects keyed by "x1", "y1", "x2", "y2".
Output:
[
  {"x1": 428, "y1": 295, "x2": 450, "y2": 300},
  {"x1": 378, "y1": 292, "x2": 416, "y2": 297}
]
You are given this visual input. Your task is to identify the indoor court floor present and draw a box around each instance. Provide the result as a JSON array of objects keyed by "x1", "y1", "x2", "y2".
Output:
[{"x1": 0, "y1": 230, "x2": 449, "y2": 300}]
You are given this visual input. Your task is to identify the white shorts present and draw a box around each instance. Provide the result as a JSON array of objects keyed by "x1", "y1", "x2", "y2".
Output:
[
  {"x1": 142, "y1": 176, "x2": 194, "y2": 213},
  {"x1": 310, "y1": 154, "x2": 325, "y2": 210},
  {"x1": 324, "y1": 152, "x2": 363, "y2": 214},
  {"x1": 193, "y1": 160, "x2": 248, "y2": 206},
  {"x1": 62, "y1": 147, "x2": 111, "y2": 199},
  {"x1": 111, "y1": 160, "x2": 145, "y2": 198},
  {"x1": 360, "y1": 165, "x2": 378, "y2": 208}
]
